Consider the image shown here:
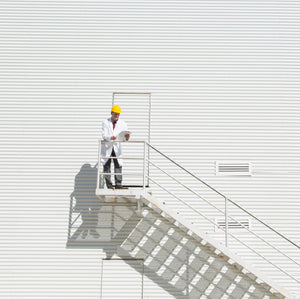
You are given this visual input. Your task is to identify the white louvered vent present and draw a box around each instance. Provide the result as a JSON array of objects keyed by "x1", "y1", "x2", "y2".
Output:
[
  {"x1": 216, "y1": 162, "x2": 252, "y2": 176},
  {"x1": 214, "y1": 218, "x2": 251, "y2": 232}
]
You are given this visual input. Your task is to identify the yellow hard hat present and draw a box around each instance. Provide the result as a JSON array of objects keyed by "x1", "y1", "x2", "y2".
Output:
[{"x1": 111, "y1": 105, "x2": 121, "y2": 114}]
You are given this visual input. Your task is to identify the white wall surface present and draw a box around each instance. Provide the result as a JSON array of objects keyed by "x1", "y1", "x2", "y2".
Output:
[{"x1": 0, "y1": 0, "x2": 300, "y2": 298}]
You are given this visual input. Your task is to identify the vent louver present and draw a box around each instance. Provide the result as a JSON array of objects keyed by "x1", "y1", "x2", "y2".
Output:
[
  {"x1": 215, "y1": 218, "x2": 251, "y2": 231},
  {"x1": 216, "y1": 162, "x2": 252, "y2": 176}
]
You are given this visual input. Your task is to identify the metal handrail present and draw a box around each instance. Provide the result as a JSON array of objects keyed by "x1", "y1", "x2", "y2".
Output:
[
  {"x1": 100, "y1": 140, "x2": 147, "y2": 145},
  {"x1": 98, "y1": 139, "x2": 300, "y2": 250},
  {"x1": 98, "y1": 139, "x2": 150, "y2": 189},
  {"x1": 149, "y1": 161, "x2": 300, "y2": 266},
  {"x1": 146, "y1": 141, "x2": 300, "y2": 251},
  {"x1": 148, "y1": 159, "x2": 300, "y2": 270},
  {"x1": 98, "y1": 139, "x2": 299, "y2": 250},
  {"x1": 147, "y1": 176, "x2": 300, "y2": 285},
  {"x1": 96, "y1": 139, "x2": 300, "y2": 285}
]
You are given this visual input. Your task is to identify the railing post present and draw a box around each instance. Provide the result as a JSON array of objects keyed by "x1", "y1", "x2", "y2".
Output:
[
  {"x1": 67, "y1": 195, "x2": 74, "y2": 241},
  {"x1": 97, "y1": 139, "x2": 102, "y2": 189},
  {"x1": 225, "y1": 196, "x2": 228, "y2": 247},
  {"x1": 143, "y1": 141, "x2": 146, "y2": 189}
]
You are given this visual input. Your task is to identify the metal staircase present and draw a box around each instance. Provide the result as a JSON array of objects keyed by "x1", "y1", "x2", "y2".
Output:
[
  {"x1": 137, "y1": 190, "x2": 290, "y2": 298},
  {"x1": 78, "y1": 140, "x2": 300, "y2": 298}
]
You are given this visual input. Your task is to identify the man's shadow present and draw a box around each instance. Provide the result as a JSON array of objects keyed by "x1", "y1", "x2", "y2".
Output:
[
  {"x1": 68, "y1": 163, "x2": 101, "y2": 241},
  {"x1": 67, "y1": 163, "x2": 141, "y2": 255}
]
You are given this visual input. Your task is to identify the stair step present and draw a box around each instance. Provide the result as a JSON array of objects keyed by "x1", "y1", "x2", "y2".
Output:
[{"x1": 138, "y1": 191, "x2": 292, "y2": 299}]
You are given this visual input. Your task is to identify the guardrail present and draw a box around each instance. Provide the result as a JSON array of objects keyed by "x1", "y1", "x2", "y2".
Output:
[{"x1": 95, "y1": 139, "x2": 300, "y2": 288}]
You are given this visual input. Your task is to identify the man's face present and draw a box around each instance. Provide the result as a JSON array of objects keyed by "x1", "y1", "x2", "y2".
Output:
[{"x1": 111, "y1": 112, "x2": 120, "y2": 122}]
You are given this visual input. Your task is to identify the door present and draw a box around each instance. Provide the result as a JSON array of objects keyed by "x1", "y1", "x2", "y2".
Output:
[{"x1": 112, "y1": 92, "x2": 151, "y2": 187}]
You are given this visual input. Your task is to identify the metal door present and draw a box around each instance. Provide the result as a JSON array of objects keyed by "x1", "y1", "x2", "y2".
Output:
[{"x1": 112, "y1": 92, "x2": 151, "y2": 187}]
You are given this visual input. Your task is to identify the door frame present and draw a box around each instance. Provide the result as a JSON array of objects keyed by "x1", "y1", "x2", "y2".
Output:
[{"x1": 112, "y1": 92, "x2": 151, "y2": 187}]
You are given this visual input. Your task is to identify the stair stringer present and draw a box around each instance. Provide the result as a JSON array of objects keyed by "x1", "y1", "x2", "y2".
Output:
[{"x1": 138, "y1": 190, "x2": 294, "y2": 299}]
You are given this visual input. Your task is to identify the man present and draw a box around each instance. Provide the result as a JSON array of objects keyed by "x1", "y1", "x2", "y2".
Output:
[{"x1": 101, "y1": 105, "x2": 130, "y2": 189}]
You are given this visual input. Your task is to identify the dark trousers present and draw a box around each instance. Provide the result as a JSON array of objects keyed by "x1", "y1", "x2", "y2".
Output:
[{"x1": 103, "y1": 149, "x2": 122, "y2": 187}]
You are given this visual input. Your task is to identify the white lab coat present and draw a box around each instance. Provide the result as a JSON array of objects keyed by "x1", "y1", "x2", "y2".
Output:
[{"x1": 101, "y1": 117, "x2": 129, "y2": 166}]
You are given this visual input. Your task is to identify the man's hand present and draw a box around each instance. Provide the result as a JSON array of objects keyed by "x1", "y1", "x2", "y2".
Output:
[
  {"x1": 125, "y1": 134, "x2": 130, "y2": 141},
  {"x1": 111, "y1": 136, "x2": 116, "y2": 140}
]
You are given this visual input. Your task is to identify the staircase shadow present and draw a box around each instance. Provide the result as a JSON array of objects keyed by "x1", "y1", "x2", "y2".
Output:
[
  {"x1": 66, "y1": 163, "x2": 277, "y2": 299},
  {"x1": 67, "y1": 163, "x2": 142, "y2": 254}
]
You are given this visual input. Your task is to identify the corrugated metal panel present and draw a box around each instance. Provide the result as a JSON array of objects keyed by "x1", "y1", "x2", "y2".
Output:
[
  {"x1": 101, "y1": 259, "x2": 143, "y2": 298},
  {"x1": 1, "y1": 0, "x2": 300, "y2": 298}
]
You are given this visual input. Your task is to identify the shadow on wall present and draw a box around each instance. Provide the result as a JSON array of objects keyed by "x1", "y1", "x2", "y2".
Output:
[
  {"x1": 66, "y1": 164, "x2": 277, "y2": 299},
  {"x1": 67, "y1": 163, "x2": 141, "y2": 256},
  {"x1": 68, "y1": 163, "x2": 101, "y2": 240}
]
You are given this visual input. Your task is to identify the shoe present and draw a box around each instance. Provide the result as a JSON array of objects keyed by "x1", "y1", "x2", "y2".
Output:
[
  {"x1": 115, "y1": 185, "x2": 128, "y2": 189},
  {"x1": 107, "y1": 184, "x2": 114, "y2": 189}
]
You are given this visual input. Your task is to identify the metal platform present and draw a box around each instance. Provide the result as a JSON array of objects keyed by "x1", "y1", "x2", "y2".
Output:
[{"x1": 95, "y1": 187, "x2": 151, "y2": 203}]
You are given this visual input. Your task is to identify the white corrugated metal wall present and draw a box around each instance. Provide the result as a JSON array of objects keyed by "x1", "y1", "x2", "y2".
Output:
[{"x1": 0, "y1": 0, "x2": 299, "y2": 298}]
